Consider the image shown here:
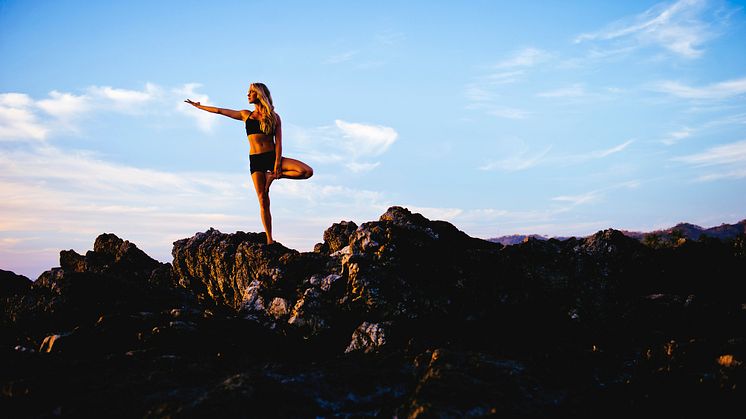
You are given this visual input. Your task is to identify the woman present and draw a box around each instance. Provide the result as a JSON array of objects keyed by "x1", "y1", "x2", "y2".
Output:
[{"x1": 185, "y1": 83, "x2": 313, "y2": 244}]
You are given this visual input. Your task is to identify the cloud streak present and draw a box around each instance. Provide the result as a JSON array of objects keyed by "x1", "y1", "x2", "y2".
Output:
[
  {"x1": 465, "y1": 47, "x2": 550, "y2": 115},
  {"x1": 479, "y1": 146, "x2": 552, "y2": 171},
  {"x1": 573, "y1": 0, "x2": 736, "y2": 58},
  {"x1": 288, "y1": 120, "x2": 398, "y2": 173},
  {"x1": 653, "y1": 77, "x2": 746, "y2": 100},
  {"x1": 673, "y1": 139, "x2": 746, "y2": 182},
  {"x1": 493, "y1": 47, "x2": 551, "y2": 68},
  {"x1": 673, "y1": 139, "x2": 746, "y2": 166}
]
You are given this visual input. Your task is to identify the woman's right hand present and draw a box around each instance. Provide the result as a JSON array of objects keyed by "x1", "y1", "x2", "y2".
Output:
[{"x1": 184, "y1": 99, "x2": 201, "y2": 108}]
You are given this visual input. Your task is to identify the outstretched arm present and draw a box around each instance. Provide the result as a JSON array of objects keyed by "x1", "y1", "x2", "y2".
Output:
[{"x1": 184, "y1": 99, "x2": 248, "y2": 121}]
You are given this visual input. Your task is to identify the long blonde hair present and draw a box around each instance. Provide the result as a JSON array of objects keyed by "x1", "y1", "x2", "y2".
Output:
[{"x1": 251, "y1": 82, "x2": 277, "y2": 135}]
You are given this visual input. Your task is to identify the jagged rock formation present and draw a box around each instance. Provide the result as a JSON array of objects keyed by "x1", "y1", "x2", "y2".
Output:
[
  {"x1": 491, "y1": 218, "x2": 746, "y2": 246},
  {"x1": 2, "y1": 207, "x2": 745, "y2": 417}
]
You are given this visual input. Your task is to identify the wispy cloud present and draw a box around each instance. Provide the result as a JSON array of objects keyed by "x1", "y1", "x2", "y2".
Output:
[
  {"x1": 673, "y1": 139, "x2": 746, "y2": 166},
  {"x1": 478, "y1": 139, "x2": 633, "y2": 172},
  {"x1": 493, "y1": 47, "x2": 551, "y2": 68},
  {"x1": 593, "y1": 139, "x2": 635, "y2": 158},
  {"x1": 653, "y1": 76, "x2": 746, "y2": 100},
  {"x1": 464, "y1": 47, "x2": 553, "y2": 119},
  {"x1": 551, "y1": 190, "x2": 602, "y2": 207},
  {"x1": 551, "y1": 180, "x2": 640, "y2": 209},
  {"x1": 479, "y1": 145, "x2": 552, "y2": 171},
  {"x1": 695, "y1": 168, "x2": 746, "y2": 181},
  {"x1": 0, "y1": 93, "x2": 48, "y2": 140},
  {"x1": 374, "y1": 30, "x2": 406, "y2": 46},
  {"x1": 673, "y1": 139, "x2": 746, "y2": 181},
  {"x1": 324, "y1": 50, "x2": 359, "y2": 64},
  {"x1": 287, "y1": 120, "x2": 398, "y2": 173},
  {"x1": 661, "y1": 127, "x2": 694, "y2": 145},
  {"x1": 574, "y1": 0, "x2": 725, "y2": 58}
]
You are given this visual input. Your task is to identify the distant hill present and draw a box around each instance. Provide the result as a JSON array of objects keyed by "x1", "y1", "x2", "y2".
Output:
[{"x1": 489, "y1": 219, "x2": 746, "y2": 245}]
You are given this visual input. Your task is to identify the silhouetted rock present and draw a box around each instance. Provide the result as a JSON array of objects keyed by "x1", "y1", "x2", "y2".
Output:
[
  {"x1": 1, "y1": 207, "x2": 745, "y2": 417},
  {"x1": 316, "y1": 220, "x2": 358, "y2": 254},
  {"x1": 0, "y1": 269, "x2": 31, "y2": 297}
]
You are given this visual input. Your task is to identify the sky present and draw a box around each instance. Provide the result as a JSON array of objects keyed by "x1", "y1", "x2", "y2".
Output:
[{"x1": 2, "y1": 0, "x2": 746, "y2": 279}]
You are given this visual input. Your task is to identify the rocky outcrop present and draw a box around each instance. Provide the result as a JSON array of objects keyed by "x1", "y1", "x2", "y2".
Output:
[
  {"x1": 2, "y1": 207, "x2": 745, "y2": 417},
  {"x1": 0, "y1": 269, "x2": 31, "y2": 297}
]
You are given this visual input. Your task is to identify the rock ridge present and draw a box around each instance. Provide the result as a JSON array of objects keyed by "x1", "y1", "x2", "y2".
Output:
[{"x1": 2, "y1": 206, "x2": 745, "y2": 417}]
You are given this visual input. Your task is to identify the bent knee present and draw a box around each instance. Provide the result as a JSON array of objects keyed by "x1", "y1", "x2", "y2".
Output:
[{"x1": 305, "y1": 167, "x2": 314, "y2": 179}]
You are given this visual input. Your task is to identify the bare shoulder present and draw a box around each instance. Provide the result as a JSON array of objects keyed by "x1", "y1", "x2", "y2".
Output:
[
  {"x1": 274, "y1": 112, "x2": 282, "y2": 125},
  {"x1": 240, "y1": 109, "x2": 252, "y2": 121}
]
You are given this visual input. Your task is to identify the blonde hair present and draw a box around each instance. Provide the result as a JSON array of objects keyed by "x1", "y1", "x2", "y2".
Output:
[{"x1": 251, "y1": 82, "x2": 277, "y2": 135}]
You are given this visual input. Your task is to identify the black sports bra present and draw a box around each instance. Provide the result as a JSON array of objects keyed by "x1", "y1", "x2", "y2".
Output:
[{"x1": 245, "y1": 114, "x2": 272, "y2": 136}]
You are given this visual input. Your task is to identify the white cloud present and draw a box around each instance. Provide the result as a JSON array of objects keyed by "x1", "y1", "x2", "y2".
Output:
[
  {"x1": 574, "y1": 0, "x2": 720, "y2": 58},
  {"x1": 0, "y1": 93, "x2": 48, "y2": 140},
  {"x1": 346, "y1": 162, "x2": 380, "y2": 172},
  {"x1": 653, "y1": 77, "x2": 746, "y2": 100},
  {"x1": 1, "y1": 83, "x2": 212, "y2": 140},
  {"x1": 36, "y1": 90, "x2": 91, "y2": 121},
  {"x1": 537, "y1": 84, "x2": 587, "y2": 98},
  {"x1": 673, "y1": 139, "x2": 746, "y2": 166},
  {"x1": 87, "y1": 83, "x2": 160, "y2": 113},
  {"x1": 374, "y1": 30, "x2": 406, "y2": 46},
  {"x1": 661, "y1": 127, "x2": 694, "y2": 145},
  {"x1": 465, "y1": 48, "x2": 550, "y2": 114},
  {"x1": 702, "y1": 113, "x2": 746, "y2": 128},
  {"x1": 551, "y1": 180, "x2": 639, "y2": 210},
  {"x1": 494, "y1": 47, "x2": 551, "y2": 68},
  {"x1": 551, "y1": 191, "x2": 602, "y2": 206},
  {"x1": 592, "y1": 139, "x2": 635, "y2": 158},
  {"x1": 464, "y1": 84, "x2": 494, "y2": 102},
  {"x1": 479, "y1": 146, "x2": 552, "y2": 171},
  {"x1": 0, "y1": 93, "x2": 34, "y2": 108},
  {"x1": 324, "y1": 50, "x2": 359, "y2": 64},
  {"x1": 288, "y1": 120, "x2": 397, "y2": 172},
  {"x1": 174, "y1": 83, "x2": 218, "y2": 133},
  {"x1": 335, "y1": 119, "x2": 398, "y2": 157},
  {"x1": 480, "y1": 139, "x2": 633, "y2": 171},
  {"x1": 695, "y1": 168, "x2": 746, "y2": 181}
]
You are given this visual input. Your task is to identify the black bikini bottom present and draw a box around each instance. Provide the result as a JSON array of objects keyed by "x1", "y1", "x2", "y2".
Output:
[{"x1": 249, "y1": 151, "x2": 276, "y2": 173}]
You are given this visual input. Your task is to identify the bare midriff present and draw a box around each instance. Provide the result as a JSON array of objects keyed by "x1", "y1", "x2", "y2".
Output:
[{"x1": 248, "y1": 134, "x2": 275, "y2": 155}]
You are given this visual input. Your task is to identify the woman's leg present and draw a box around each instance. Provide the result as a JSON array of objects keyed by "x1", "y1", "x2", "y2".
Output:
[
  {"x1": 251, "y1": 171, "x2": 273, "y2": 244},
  {"x1": 265, "y1": 157, "x2": 313, "y2": 192}
]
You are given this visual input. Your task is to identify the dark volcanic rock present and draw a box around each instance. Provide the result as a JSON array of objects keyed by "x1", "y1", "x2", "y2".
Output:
[
  {"x1": 0, "y1": 269, "x2": 31, "y2": 297},
  {"x1": 316, "y1": 220, "x2": 358, "y2": 254},
  {"x1": 171, "y1": 228, "x2": 327, "y2": 311},
  {"x1": 2, "y1": 207, "x2": 745, "y2": 417}
]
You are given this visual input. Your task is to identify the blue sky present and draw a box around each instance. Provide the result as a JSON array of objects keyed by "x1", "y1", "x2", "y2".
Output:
[{"x1": 2, "y1": 0, "x2": 746, "y2": 279}]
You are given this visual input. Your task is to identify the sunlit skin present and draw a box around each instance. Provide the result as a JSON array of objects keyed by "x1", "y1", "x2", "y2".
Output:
[{"x1": 185, "y1": 84, "x2": 313, "y2": 244}]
